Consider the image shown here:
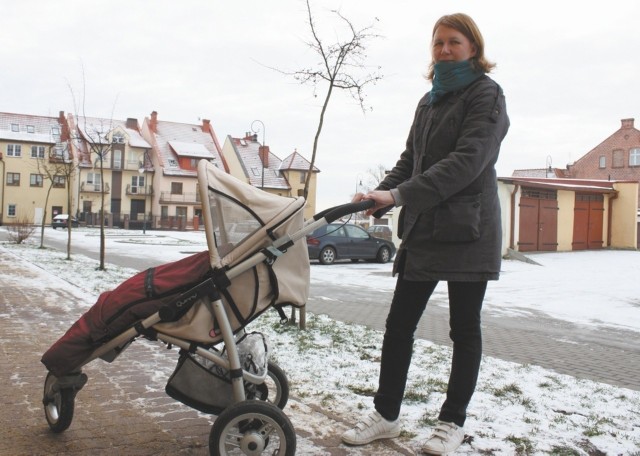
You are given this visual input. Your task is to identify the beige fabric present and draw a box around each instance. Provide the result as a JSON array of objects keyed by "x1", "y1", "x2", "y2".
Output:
[{"x1": 155, "y1": 160, "x2": 309, "y2": 343}]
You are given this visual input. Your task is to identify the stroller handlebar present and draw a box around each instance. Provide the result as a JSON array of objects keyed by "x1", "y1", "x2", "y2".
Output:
[{"x1": 313, "y1": 199, "x2": 375, "y2": 224}]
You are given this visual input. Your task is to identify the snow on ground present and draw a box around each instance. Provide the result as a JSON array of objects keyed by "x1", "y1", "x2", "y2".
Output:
[{"x1": 2, "y1": 226, "x2": 640, "y2": 455}]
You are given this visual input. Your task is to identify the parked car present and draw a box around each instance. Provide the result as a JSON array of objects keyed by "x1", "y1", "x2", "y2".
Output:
[
  {"x1": 52, "y1": 214, "x2": 79, "y2": 229},
  {"x1": 366, "y1": 225, "x2": 392, "y2": 242},
  {"x1": 307, "y1": 223, "x2": 396, "y2": 265}
]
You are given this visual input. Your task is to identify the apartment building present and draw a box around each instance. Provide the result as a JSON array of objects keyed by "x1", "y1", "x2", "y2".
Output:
[
  {"x1": 1, "y1": 109, "x2": 319, "y2": 229},
  {"x1": 0, "y1": 111, "x2": 72, "y2": 225}
]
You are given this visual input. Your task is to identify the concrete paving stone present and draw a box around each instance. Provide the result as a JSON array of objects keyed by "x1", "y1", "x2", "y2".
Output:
[{"x1": 2, "y1": 246, "x2": 640, "y2": 455}]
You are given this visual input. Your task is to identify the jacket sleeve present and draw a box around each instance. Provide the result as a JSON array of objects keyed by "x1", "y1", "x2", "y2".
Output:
[{"x1": 371, "y1": 95, "x2": 427, "y2": 218}]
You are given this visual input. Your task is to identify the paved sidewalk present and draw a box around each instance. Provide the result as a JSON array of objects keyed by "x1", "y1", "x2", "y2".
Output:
[
  {"x1": 0, "y1": 248, "x2": 411, "y2": 456},
  {"x1": 1, "y1": 245, "x2": 638, "y2": 455}
]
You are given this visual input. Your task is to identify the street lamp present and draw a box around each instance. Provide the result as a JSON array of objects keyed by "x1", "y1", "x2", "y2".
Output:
[
  {"x1": 138, "y1": 150, "x2": 150, "y2": 234},
  {"x1": 251, "y1": 120, "x2": 266, "y2": 189},
  {"x1": 354, "y1": 173, "x2": 365, "y2": 225}
]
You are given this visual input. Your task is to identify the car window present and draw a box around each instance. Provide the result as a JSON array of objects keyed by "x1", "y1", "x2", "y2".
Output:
[
  {"x1": 344, "y1": 225, "x2": 368, "y2": 239},
  {"x1": 325, "y1": 226, "x2": 346, "y2": 237}
]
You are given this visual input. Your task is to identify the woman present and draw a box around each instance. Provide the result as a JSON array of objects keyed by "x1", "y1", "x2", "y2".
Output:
[{"x1": 341, "y1": 13, "x2": 509, "y2": 455}]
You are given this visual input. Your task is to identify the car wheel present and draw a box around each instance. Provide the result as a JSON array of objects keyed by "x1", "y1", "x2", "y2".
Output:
[
  {"x1": 376, "y1": 246, "x2": 391, "y2": 263},
  {"x1": 319, "y1": 246, "x2": 336, "y2": 265}
]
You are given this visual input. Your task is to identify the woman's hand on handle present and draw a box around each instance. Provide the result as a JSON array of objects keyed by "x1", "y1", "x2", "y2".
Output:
[{"x1": 353, "y1": 190, "x2": 395, "y2": 217}]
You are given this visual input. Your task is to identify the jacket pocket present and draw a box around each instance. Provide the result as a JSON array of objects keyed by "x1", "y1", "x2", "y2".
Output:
[{"x1": 433, "y1": 193, "x2": 482, "y2": 242}]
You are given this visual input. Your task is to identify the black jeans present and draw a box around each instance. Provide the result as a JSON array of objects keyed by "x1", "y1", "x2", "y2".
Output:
[{"x1": 373, "y1": 278, "x2": 487, "y2": 427}]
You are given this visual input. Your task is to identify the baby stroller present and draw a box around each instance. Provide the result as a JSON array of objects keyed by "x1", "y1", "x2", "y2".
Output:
[{"x1": 41, "y1": 159, "x2": 373, "y2": 455}]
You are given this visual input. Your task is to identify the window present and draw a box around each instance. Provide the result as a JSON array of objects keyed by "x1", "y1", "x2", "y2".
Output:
[
  {"x1": 630, "y1": 148, "x2": 640, "y2": 167},
  {"x1": 131, "y1": 175, "x2": 145, "y2": 193},
  {"x1": 168, "y1": 158, "x2": 178, "y2": 167},
  {"x1": 31, "y1": 145, "x2": 46, "y2": 159},
  {"x1": 87, "y1": 172, "x2": 102, "y2": 191},
  {"x1": 112, "y1": 133, "x2": 125, "y2": 144},
  {"x1": 51, "y1": 126, "x2": 60, "y2": 136},
  {"x1": 176, "y1": 206, "x2": 187, "y2": 219},
  {"x1": 27, "y1": 125, "x2": 35, "y2": 133},
  {"x1": 30, "y1": 174, "x2": 44, "y2": 187},
  {"x1": 53, "y1": 175, "x2": 66, "y2": 188},
  {"x1": 113, "y1": 150, "x2": 122, "y2": 169},
  {"x1": 7, "y1": 173, "x2": 20, "y2": 186},
  {"x1": 599, "y1": 156, "x2": 606, "y2": 168},
  {"x1": 51, "y1": 146, "x2": 67, "y2": 161},
  {"x1": 299, "y1": 171, "x2": 306, "y2": 184},
  {"x1": 161, "y1": 206, "x2": 169, "y2": 219},
  {"x1": 11, "y1": 124, "x2": 19, "y2": 132},
  {"x1": 7, "y1": 144, "x2": 21, "y2": 157},
  {"x1": 171, "y1": 182, "x2": 183, "y2": 194},
  {"x1": 612, "y1": 149, "x2": 624, "y2": 168},
  {"x1": 8, "y1": 204, "x2": 16, "y2": 217}
]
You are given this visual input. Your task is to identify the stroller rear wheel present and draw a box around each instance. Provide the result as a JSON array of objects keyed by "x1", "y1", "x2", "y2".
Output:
[
  {"x1": 43, "y1": 371, "x2": 85, "y2": 433},
  {"x1": 209, "y1": 400, "x2": 295, "y2": 456},
  {"x1": 253, "y1": 361, "x2": 289, "y2": 410}
]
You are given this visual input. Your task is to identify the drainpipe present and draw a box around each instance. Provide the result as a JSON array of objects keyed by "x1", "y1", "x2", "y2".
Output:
[
  {"x1": 607, "y1": 191, "x2": 618, "y2": 247},
  {"x1": 510, "y1": 184, "x2": 520, "y2": 249}
]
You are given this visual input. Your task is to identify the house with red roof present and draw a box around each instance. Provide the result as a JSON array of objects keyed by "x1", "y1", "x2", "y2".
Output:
[
  {"x1": 140, "y1": 111, "x2": 227, "y2": 229},
  {"x1": 222, "y1": 132, "x2": 319, "y2": 219},
  {"x1": 506, "y1": 118, "x2": 640, "y2": 252},
  {"x1": 69, "y1": 114, "x2": 154, "y2": 228}
]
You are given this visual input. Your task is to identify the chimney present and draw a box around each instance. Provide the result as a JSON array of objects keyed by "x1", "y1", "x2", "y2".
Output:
[
  {"x1": 201, "y1": 119, "x2": 211, "y2": 133},
  {"x1": 150, "y1": 111, "x2": 158, "y2": 133},
  {"x1": 621, "y1": 118, "x2": 634, "y2": 129},
  {"x1": 126, "y1": 117, "x2": 139, "y2": 130},
  {"x1": 259, "y1": 145, "x2": 269, "y2": 168},
  {"x1": 58, "y1": 111, "x2": 70, "y2": 141}
]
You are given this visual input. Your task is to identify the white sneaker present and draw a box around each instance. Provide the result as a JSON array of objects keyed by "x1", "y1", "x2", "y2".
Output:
[
  {"x1": 420, "y1": 421, "x2": 465, "y2": 455},
  {"x1": 341, "y1": 410, "x2": 401, "y2": 445}
]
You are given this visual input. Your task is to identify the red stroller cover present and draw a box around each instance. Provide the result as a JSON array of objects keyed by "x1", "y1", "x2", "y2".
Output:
[{"x1": 41, "y1": 250, "x2": 212, "y2": 377}]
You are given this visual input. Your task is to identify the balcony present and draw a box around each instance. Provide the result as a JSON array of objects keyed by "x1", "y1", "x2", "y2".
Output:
[
  {"x1": 80, "y1": 181, "x2": 111, "y2": 194},
  {"x1": 159, "y1": 191, "x2": 200, "y2": 204},
  {"x1": 126, "y1": 184, "x2": 153, "y2": 196}
]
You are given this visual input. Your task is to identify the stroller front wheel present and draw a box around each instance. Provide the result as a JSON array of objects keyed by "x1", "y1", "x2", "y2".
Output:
[
  {"x1": 43, "y1": 372, "x2": 77, "y2": 433},
  {"x1": 209, "y1": 400, "x2": 296, "y2": 456}
]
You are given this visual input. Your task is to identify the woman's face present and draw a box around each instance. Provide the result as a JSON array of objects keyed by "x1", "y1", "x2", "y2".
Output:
[{"x1": 432, "y1": 25, "x2": 477, "y2": 63}]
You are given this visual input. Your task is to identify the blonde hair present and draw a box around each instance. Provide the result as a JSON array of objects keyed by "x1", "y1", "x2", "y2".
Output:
[{"x1": 427, "y1": 13, "x2": 496, "y2": 81}]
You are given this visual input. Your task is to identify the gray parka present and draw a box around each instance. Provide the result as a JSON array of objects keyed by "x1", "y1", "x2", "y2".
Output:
[{"x1": 378, "y1": 75, "x2": 509, "y2": 282}]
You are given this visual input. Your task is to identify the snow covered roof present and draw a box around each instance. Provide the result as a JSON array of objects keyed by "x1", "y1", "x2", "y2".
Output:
[
  {"x1": 76, "y1": 116, "x2": 151, "y2": 148},
  {"x1": 0, "y1": 112, "x2": 64, "y2": 145},
  {"x1": 499, "y1": 176, "x2": 620, "y2": 193},
  {"x1": 145, "y1": 117, "x2": 224, "y2": 177}
]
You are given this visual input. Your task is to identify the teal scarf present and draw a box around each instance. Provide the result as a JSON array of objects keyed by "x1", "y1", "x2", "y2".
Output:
[{"x1": 429, "y1": 60, "x2": 483, "y2": 105}]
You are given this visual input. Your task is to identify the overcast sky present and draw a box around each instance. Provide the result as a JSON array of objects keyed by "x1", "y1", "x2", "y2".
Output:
[{"x1": 2, "y1": 0, "x2": 640, "y2": 209}]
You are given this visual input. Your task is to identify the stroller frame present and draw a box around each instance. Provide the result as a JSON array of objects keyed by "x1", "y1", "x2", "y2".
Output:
[{"x1": 42, "y1": 160, "x2": 374, "y2": 456}]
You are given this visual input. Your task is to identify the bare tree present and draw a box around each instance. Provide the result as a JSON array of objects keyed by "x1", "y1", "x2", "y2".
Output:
[
  {"x1": 76, "y1": 117, "x2": 114, "y2": 271},
  {"x1": 68, "y1": 68, "x2": 118, "y2": 271},
  {"x1": 366, "y1": 163, "x2": 389, "y2": 189},
  {"x1": 275, "y1": 2, "x2": 382, "y2": 329},
  {"x1": 283, "y1": 0, "x2": 383, "y2": 199},
  {"x1": 35, "y1": 142, "x2": 77, "y2": 258}
]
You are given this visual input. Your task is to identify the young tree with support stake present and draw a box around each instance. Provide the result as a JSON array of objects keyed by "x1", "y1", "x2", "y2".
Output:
[
  {"x1": 280, "y1": 0, "x2": 383, "y2": 201},
  {"x1": 277, "y1": 0, "x2": 383, "y2": 328}
]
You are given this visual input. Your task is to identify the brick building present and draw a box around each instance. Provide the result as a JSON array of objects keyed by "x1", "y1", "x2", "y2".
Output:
[{"x1": 565, "y1": 118, "x2": 640, "y2": 208}]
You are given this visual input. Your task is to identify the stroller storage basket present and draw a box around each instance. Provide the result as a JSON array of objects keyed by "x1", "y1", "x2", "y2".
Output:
[{"x1": 166, "y1": 332, "x2": 268, "y2": 415}]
